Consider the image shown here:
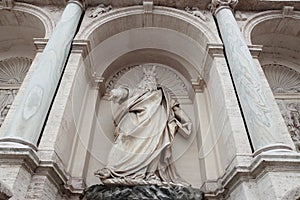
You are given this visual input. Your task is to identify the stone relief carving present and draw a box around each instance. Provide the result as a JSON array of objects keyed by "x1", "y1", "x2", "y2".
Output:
[
  {"x1": 0, "y1": 89, "x2": 17, "y2": 127},
  {"x1": 106, "y1": 64, "x2": 189, "y2": 99},
  {"x1": 0, "y1": 57, "x2": 32, "y2": 127},
  {"x1": 88, "y1": 4, "x2": 112, "y2": 18},
  {"x1": 185, "y1": 6, "x2": 209, "y2": 21},
  {"x1": 277, "y1": 100, "x2": 300, "y2": 152},
  {"x1": 235, "y1": 11, "x2": 247, "y2": 21},
  {"x1": 0, "y1": 57, "x2": 31, "y2": 84},
  {"x1": 95, "y1": 65, "x2": 192, "y2": 186},
  {"x1": 263, "y1": 64, "x2": 300, "y2": 93}
]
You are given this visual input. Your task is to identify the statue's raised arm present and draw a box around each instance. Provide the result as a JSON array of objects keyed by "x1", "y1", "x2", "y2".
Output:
[{"x1": 95, "y1": 65, "x2": 192, "y2": 186}]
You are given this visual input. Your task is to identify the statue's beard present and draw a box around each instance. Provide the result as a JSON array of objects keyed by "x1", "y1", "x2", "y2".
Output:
[{"x1": 138, "y1": 78, "x2": 157, "y2": 92}]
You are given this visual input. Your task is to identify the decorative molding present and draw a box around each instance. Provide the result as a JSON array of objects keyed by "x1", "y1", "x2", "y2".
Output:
[
  {"x1": 185, "y1": 6, "x2": 209, "y2": 21},
  {"x1": 105, "y1": 64, "x2": 190, "y2": 99},
  {"x1": 87, "y1": 4, "x2": 112, "y2": 18},
  {"x1": 277, "y1": 100, "x2": 300, "y2": 152},
  {"x1": 209, "y1": 0, "x2": 238, "y2": 15},
  {"x1": 262, "y1": 64, "x2": 300, "y2": 94}
]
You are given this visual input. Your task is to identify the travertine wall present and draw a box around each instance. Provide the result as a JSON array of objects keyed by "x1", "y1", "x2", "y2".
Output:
[{"x1": 0, "y1": 1, "x2": 300, "y2": 200}]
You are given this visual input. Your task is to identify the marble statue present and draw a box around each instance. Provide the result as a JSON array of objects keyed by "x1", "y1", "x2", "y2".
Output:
[{"x1": 95, "y1": 66, "x2": 192, "y2": 186}]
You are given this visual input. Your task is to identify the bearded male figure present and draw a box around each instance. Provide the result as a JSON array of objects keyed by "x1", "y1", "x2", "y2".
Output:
[{"x1": 95, "y1": 66, "x2": 192, "y2": 186}]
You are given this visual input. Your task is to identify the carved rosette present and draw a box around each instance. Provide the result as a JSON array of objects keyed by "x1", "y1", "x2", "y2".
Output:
[{"x1": 209, "y1": 0, "x2": 238, "y2": 15}]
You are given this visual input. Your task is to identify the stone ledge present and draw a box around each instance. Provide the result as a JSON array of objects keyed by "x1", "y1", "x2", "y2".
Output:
[
  {"x1": 202, "y1": 152, "x2": 300, "y2": 198},
  {"x1": 81, "y1": 184, "x2": 204, "y2": 200}
]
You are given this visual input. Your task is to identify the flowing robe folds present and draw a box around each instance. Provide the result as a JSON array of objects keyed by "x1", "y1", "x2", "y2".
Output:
[{"x1": 96, "y1": 87, "x2": 191, "y2": 185}]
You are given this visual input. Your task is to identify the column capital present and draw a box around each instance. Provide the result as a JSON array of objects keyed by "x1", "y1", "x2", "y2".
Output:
[
  {"x1": 209, "y1": 0, "x2": 238, "y2": 15},
  {"x1": 67, "y1": 0, "x2": 87, "y2": 10}
]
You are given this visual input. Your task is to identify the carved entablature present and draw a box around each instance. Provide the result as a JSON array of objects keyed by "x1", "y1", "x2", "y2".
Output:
[
  {"x1": 105, "y1": 64, "x2": 191, "y2": 101},
  {"x1": 277, "y1": 100, "x2": 300, "y2": 152},
  {"x1": 209, "y1": 0, "x2": 238, "y2": 14},
  {"x1": 262, "y1": 64, "x2": 300, "y2": 94},
  {"x1": 0, "y1": 57, "x2": 32, "y2": 127}
]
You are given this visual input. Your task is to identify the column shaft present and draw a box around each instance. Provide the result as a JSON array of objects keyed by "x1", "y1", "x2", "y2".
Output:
[
  {"x1": 1, "y1": 2, "x2": 83, "y2": 146},
  {"x1": 212, "y1": 2, "x2": 294, "y2": 151}
]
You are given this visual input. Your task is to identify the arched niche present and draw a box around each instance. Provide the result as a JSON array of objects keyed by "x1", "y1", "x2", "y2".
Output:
[
  {"x1": 67, "y1": 5, "x2": 225, "y2": 190},
  {"x1": 0, "y1": 3, "x2": 53, "y2": 60},
  {"x1": 243, "y1": 10, "x2": 300, "y2": 72}
]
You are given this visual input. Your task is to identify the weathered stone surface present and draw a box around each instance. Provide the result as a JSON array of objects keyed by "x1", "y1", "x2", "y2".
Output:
[
  {"x1": 81, "y1": 184, "x2": 204, "y2": 200},
  {"x1": 0, "y1": 181, "x2": 12, "y2": 200}
]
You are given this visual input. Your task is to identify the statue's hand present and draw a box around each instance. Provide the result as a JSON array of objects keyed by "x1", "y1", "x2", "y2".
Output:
[
  {"x1": 108, "y1": 88, "x2": 128, "y2": 103},
  {"x1": 182, "y1": 121, "x2": 192, "y2": 133}
]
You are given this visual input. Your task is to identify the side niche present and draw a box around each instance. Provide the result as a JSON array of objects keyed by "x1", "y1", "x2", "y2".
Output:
[
  {"x1": 105, "y1": 64, "x2": 193, "y2": 102},
  {"x1": 0, "y1": 57, "x2": 32, "y2": 126}
]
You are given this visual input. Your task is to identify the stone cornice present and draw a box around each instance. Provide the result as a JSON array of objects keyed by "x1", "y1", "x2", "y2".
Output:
[
  {"x1": 34, "y1": 38, "x2": 91, "y2": 59},
  {"x1": 202, "y1": 152, "x2": 300, "y2": 198},
  {"x1": 11, "y1": 0, "x2": 300, "y2": 11},
  {"x1": 0, "y1": 144, "x2": 85, "y2": 197}
]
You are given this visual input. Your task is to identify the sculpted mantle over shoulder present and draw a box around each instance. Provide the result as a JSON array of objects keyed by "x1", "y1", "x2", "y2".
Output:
[{"x1": 95, "y1": 66, "x2": 192, "y2": 186}]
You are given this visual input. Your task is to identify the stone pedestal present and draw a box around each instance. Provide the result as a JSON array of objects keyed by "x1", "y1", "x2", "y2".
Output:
[{"x1": 81, "y1": 184, "x2": 204, "y2": 200}]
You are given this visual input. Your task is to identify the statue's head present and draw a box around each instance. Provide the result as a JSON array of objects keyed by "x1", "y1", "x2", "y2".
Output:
[{"x1": 138, "y1": 66, "x2": 158, "y2": 91}]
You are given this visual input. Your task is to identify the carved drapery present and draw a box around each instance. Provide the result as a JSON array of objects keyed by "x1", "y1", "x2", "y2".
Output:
[
  {"x1": 0, "y1": 57, "x2": 32, "y2": 127},
  {"x1": 105, "y1": 64, "x2": 190, "y2": 100}
]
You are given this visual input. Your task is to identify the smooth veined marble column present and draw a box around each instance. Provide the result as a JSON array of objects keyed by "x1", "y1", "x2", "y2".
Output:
[
  {"x1": 0, "y1": 0, "x2": 85, "y2": 147},
  {"x1": 210, "y1": 0, "x2": 294, "y2": 153}
]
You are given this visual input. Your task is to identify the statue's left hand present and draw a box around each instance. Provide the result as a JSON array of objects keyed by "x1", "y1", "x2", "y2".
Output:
[{"x1": 108, "y1": 88, "x2": 128, "y2": 103}]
